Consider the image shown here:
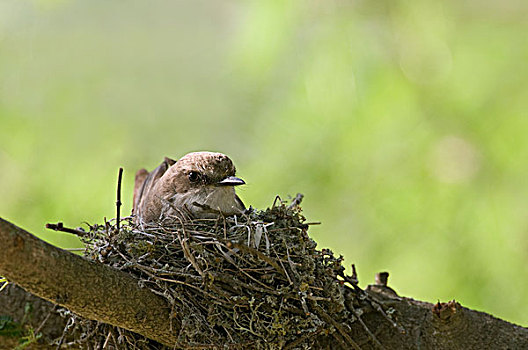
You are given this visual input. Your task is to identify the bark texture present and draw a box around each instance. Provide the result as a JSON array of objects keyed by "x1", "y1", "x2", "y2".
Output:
[
  {"x1": 349, "y1": 291, "x2": 528, "y2": 349},
  {"x1": 0, "y1": 217, "x2": 178, "y2": 346},
  {"x1": 1, "y1": 217, "x2": 527, "y2": 349}
]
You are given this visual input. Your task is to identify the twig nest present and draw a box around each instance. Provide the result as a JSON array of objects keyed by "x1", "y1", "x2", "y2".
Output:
[{"x1": 71, "y1": 198, "x2": 366, "y2": 349}]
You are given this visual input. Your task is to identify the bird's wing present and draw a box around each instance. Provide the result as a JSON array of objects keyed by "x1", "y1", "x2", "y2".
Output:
[
  {"x1": 235, "y1": 195, "x2": 246, "y2": 211},
  {"x1": 133, "y1": 168, "x2": 149, "y2": 214},
  {"x1": 133, "y1": 157, "x2": 177, "y2": 216}
]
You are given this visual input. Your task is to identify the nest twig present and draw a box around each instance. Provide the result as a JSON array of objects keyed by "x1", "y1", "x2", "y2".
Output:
[{"x1": 55, "y1": 197, "x2": 395, "y2": 349}]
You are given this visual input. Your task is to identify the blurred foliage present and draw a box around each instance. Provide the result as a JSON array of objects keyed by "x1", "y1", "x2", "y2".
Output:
[{"x1": 1, "y1": 0, "x2": 527, "y2": 326}]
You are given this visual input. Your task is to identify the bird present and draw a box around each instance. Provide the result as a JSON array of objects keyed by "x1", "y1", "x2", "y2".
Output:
[{"x1": 133, "y1": 151, "x2": 246, "y2": 224}]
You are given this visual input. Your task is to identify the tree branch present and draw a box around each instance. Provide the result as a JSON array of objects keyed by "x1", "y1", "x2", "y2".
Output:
[
  {"x1": 0, "y1": 217, "x2": 179, "y2": 346},
  {"x1": 1, "y1": 216, "x2": 527, "y2": 349},
  {"x1": 351, "y1": 290, "x2": 528, "y2": 349}
]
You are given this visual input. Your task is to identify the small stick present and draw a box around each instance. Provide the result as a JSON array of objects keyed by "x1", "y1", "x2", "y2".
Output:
[
  {"x1": 34, "y1": 305, "x2": 57, "y2": 337},
  {"x1": 283, "y1": 328, "x2": 323, "y2": 350},
  {"x1": 313, "y1": 303, "x2": 361, "y2": 350},
  {"x1": 272, "y1": 195, "x2": 282, "y2": 208},
  {"x1": 46, "y1": 222, "x2": 87, "y2": 237},
  {"x1": 341, "y1": 272, "x2": 404, "y2": 333},
  {"x1": 288, "y1": 193, "x2": 304, "y2": 208},
  {"x1": 116, "y1": 167, "x2": 124, "y2": 233},
  {"x1": 350, "y1": 264, "x2": 358, "y2": 284},
  {"x1": 349, "y1": 303, "x2": 386, "y2": 349}
]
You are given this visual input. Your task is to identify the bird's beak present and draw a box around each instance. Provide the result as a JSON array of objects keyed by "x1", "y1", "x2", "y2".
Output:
[{"x1": 216, "y1": 176, "x2": 245, "y2": 187}]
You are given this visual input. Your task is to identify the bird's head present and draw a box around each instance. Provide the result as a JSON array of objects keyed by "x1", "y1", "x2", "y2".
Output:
[
  {"x1": 134, "y1": 151, "x2": 246, "y2": 223},
  {"x1": 164, "y1": 152, "x2": 245, "y2": 194},
  {"x1": 166, "y1": 151, "x2": 245, "y2": 192}
]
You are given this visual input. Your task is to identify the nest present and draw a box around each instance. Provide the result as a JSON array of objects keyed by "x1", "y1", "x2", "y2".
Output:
[{"x1": 60, "y1": 196, "x2": 394, "y2": 349}]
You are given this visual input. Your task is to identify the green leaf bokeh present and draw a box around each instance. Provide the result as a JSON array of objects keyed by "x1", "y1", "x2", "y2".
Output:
[{"x1": 1, "y1": 0, "x2": 527, "y2": 326}]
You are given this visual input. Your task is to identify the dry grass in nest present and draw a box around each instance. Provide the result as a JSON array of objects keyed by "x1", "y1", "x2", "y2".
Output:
[{"x1": 59, "y1": 196, "x2": 393, "y2": 349}]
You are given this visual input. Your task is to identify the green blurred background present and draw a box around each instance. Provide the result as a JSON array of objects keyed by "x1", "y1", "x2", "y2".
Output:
[{"x1": 1, "y1": 0, "x2": 527, "y2": 326}]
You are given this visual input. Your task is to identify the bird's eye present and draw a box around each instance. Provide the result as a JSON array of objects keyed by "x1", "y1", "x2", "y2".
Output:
[{"x1": 188, "y1": 171, "x2": 201, "y2": 183}]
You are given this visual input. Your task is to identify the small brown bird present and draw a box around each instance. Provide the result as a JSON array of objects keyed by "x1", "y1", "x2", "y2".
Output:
[{"x1": 133, "y1": 152, "x2": 245, "y2": 223}]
